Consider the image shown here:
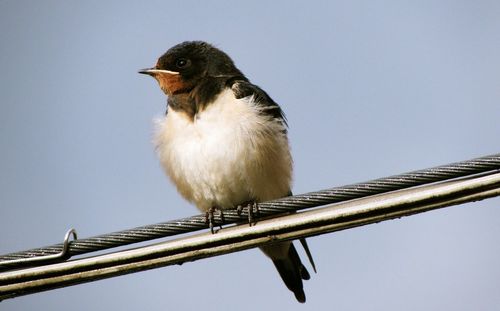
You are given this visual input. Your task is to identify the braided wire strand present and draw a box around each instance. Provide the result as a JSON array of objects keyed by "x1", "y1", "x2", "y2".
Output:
[{"x1": 1, "y1": 153, "x2": 499, "y2": 267}]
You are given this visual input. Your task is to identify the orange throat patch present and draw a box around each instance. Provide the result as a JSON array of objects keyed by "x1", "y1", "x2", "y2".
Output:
[{"x1": 154, "y1": 72, "x2": 186, "y2": 95}]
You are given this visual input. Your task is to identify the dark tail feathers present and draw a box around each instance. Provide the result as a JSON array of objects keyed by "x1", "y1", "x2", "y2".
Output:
[{"x1": 271, "y1": 242, "x2": 312, "y2": 303}]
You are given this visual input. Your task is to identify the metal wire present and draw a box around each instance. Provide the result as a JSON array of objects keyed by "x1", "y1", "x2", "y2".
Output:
[
  {"x1": 2, "y1": 171, "x2": 500, "y2": 301},
  {"x1": 1, "y1": 153, "x2": 499, "y2": 269}
]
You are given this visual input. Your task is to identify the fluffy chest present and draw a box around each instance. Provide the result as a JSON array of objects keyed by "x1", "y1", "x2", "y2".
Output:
[
  {"x1": 155, "y1": 88, "x2": 292, "y2": 211},
  {"x1": 159, "y1": 89, "x2": 266, "y2": 162}
]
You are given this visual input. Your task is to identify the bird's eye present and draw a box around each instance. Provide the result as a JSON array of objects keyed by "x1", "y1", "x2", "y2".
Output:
[{"x1": 175, "y1": 58, "x2": 190, "y2": 68}]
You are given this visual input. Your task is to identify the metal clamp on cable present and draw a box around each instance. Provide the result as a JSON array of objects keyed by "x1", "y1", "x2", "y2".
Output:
[{"x1": 0, "y1": 229, "x2": 77, "y2": 270}]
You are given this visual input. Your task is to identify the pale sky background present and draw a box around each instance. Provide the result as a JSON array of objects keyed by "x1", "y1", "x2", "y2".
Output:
[{"x1": 1, "y1": 1, "x2": 499, "y2": 310}]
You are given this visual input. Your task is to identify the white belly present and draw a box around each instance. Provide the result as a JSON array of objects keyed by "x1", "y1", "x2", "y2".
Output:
[{"x1": 154, "y1": 88, "x2": 293, "y2": 212}]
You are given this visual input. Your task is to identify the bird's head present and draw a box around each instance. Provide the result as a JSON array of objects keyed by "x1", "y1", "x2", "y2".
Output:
[{"x1": 139, "y1": 41, "x2": 242, "y2": 95}]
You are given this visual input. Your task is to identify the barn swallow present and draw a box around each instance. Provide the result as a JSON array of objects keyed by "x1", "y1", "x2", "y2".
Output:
[{"x1": 139, "y1": 41, "x2": 315, "y2": 303}]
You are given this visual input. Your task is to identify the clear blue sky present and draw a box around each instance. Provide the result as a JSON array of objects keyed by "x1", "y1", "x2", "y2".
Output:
[{"x1": 1, "y1": 1, "x2": 499, "y2": 310}]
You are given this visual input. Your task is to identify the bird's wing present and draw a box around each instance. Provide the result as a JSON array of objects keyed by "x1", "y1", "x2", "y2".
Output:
[{"x1": 230, "y1": 79, "x2": 288, "y2": 129}]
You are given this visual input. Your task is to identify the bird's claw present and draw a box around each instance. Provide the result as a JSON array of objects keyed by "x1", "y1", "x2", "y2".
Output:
[
  {"x1": 205, "y1": 206, "x2": 224, "y2": 234},
  {"x1": 237, "y1": 201, "x2": 259, "y2": 226}
]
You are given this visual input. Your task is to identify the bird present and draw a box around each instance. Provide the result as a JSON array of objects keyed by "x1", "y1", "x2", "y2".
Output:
[{"x1": 139, "y1": 41, "x2": 315, "y2": 303}]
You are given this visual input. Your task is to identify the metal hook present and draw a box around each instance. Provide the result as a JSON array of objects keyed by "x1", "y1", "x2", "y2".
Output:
[{"x1": 0, "y1": 228, "x2": 77, "y2": 270}]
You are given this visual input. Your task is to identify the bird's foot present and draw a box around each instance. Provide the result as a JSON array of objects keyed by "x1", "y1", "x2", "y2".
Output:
[
  {"x1": 205, "y1": 206, "x2": 225, "y2": 234},
  {"x1": 236, "y1": 201, "x2": 259, "y2": 226}
]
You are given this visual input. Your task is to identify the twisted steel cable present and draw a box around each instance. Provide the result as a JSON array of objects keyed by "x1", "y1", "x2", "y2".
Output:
[{"x1": 1, "y1": 153, "x2": 499, "y2": 269}]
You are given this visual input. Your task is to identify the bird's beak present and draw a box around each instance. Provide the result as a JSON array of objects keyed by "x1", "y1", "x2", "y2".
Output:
[{"x1": 138, "y1": 68, "x2": 180, "y2": 76}]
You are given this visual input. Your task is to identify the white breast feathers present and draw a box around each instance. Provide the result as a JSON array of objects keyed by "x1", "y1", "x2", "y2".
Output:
[{"x1": 154, "y1": 88, "x2": 293, "y2": 212}]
